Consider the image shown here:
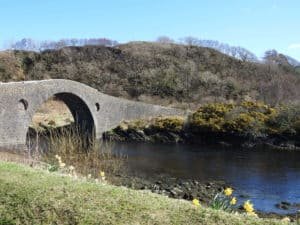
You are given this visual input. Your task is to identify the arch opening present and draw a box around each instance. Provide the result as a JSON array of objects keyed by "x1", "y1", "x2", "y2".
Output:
[
  {"x1": 54, "y1": 93, "x2": 95, "y2": 135},
  {"x1": 26, "y1": 92, "x2": 95, "y2": 151}
]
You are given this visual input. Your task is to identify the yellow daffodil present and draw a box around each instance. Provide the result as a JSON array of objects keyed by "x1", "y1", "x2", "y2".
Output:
[
  {"x1": 59, "y1": 162, "x2": 66, "y2": 168},
  {"x1": 100, "y1": 171, "x2": 105, "y2": 177},
  {"x1": 243, "y1": 200, "x2": 254, "y2": 213},
  {"x1": 192, "y1": 199, "x2": 200, "y2": 207},
  {"x1": 224, "y1": 187, "x2": 233, "y2": 196},
  {"x1": 55, "y1": 155, "x2": 61, "y2": 161},
  {"x1": 230, "y1": 197, "x2": 237, "y2": 205}
]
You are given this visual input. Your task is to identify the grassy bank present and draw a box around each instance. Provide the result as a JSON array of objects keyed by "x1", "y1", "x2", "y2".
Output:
[{"x1": 0, "y1": 161, "x2": 290, "y2": 225}]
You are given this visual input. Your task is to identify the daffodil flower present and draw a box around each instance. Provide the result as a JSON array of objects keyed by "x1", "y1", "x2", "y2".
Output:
[
  {"x1": 224, "y1": 187, "x2": 233, "y2": 196},
  {"x1": 243, "y1": 200, "x2": 254, "y2": 213},
  {"x1": 230, "y1": 197, "x2": 237, "y2": 205},
  {"x1": 55, "y1": 155, "x2": 62, "y2": 162},
  {"x1": 192, "y1": 199, "x2": 200, "y2": 207}
]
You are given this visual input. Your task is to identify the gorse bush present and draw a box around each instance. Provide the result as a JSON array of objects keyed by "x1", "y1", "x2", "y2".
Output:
[
  {"x1": 116, "y1": 116, "x2": 185, "y2": 133},
  {"x1": 109, "y1": 101, "x2": 300, "y2": 144},
  {"x1": 186, "y1": 101, "x2": 278, "y2": 138},
  {"x1": 267, "y1": 104, "x2": 300, "y2": 135},
  {"x1": 149, "y1": 116, "x2": 185, "y2": 132}
]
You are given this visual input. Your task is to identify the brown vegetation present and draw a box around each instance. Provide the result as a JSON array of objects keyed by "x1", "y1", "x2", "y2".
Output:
[{"x1": 0, "y1": 42, "x2": 300, "y2": 108}]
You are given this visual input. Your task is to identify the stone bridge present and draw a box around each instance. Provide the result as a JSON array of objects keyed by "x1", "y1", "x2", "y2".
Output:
[{"x1": 0, "y1": 79, "x2": 184, "y2": 149}]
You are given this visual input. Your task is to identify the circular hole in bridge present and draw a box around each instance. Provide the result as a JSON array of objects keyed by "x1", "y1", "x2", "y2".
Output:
[
  {"x1": 95, "y1": 103, "x2": 100, "y2": 111},
  {"x1": 19, "y1": 99, "x2": 28, "y2": 110}
]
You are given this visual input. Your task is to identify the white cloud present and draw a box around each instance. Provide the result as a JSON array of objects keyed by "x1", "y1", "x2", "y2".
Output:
[{"x1": 288, "y1": 44, "x2": 300, "y2": 49}]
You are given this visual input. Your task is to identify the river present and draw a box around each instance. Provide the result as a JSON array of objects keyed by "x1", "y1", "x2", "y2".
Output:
[{"x1": 113, "y1": 142, "x2": 300, "y2": 214}]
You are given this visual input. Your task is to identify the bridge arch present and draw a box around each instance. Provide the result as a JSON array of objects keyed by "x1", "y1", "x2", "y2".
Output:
[
  {"x1": 26, "y1": 91, "x2": 96, "y2": 137},
  {"x1": 53, "y1": 92, "x2": 95, "y2": 133},
  {"x1": 26, "y1": 92, "x2": 96, "y2": 150}
]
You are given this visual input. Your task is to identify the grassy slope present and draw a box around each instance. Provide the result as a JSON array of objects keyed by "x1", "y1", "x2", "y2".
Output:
[{"x1": 0, "y1": 162, "x2": 285, "y2": 225}]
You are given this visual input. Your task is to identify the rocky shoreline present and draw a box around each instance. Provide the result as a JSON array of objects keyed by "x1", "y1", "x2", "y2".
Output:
[
  {"x1": 103, "y1": 101, "x2": 300, "y2": 151},
  {"x1": 106, "y1": 171, "x2": 300, "y2": 220},
  {"x1": 104, "y1": 127, "x2": 300, "y2": 151},
  {"x1": 109, "y1": 173, "x2": 226, "y2": 203}
]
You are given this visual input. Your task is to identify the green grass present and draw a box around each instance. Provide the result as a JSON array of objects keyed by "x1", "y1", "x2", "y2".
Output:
[{"x1": 0, "y1": 161, "x2": 288, "y2": 225}]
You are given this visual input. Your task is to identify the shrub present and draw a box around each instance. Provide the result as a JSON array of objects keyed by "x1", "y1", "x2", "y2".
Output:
[
  {"x1": 187, "y1": 103, "x2": 234, "y2": 132},
  {"x1": 187, "y1": 101, "x2": 277, "y2": 138},
  {"x1": 293, "y1": 120, "x2": 300, "y2": 135},
  {"x1": 109, "y1": 101, "x2": 300, "y2": 142},
  {"x1": 150, "y1": 116, "x2": 185, "y2": 132},
  {"x1": 266, "y1": 104, "x2": 300, "y2": 135}
]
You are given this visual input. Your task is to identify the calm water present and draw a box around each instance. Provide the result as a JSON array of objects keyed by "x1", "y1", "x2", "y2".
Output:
[{"x1": 113, "y1": 142, "x2": 300, "y2": 214}]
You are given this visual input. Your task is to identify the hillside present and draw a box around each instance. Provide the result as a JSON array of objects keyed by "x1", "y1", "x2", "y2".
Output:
[
  {"x1": 1, "y1": 42, "x2": 300, "y2": 108},
  {"x1": 285, "y1": 55, "x2": 300, "y2": 67}
]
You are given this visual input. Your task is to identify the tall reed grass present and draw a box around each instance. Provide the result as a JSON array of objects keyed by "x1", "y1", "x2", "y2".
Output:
[{"x1": 28, "y1": 125, "x2": 127, "y2": 178}]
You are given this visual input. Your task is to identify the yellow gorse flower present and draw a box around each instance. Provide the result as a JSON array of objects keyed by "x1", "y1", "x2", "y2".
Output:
[
  {"x1": 192, "y1": 199, "x2": 200, "y2": 207},
  {"x1": 230, "y1": 197, "x2": 237, "y2": 205},
  {"x1": 243, "y1": 200, "x2": 254, "y2": 213},
  {"x1": 224, "y1": 187, "x2": 233, "y2": 196}
]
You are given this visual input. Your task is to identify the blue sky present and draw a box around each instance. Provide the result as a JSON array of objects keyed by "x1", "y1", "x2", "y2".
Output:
[{"x1": 0, "y1": 0, "x2": 299, "y2": 60}]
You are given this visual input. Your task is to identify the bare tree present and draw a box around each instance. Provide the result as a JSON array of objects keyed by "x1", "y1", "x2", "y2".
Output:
[
  {"x1": 10, "y1": 38, "x2": 38, "y2": 51},
  {"x1": 263, "y1": 49, "x2": 278, "y2": 64},
  {"x1": 8, "y1": 38, "x2": 119, "y2": 51},
  {"x1": 156, "y1": 36, "x2": 174, "y2": 44},
  {"x1": 180, "y1": 36, "x2": 258, "y2": 62},
  {"x1": 181, "y1": 36, "x2": 199, "y2": 45}
]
